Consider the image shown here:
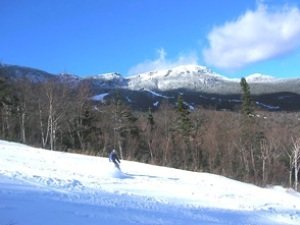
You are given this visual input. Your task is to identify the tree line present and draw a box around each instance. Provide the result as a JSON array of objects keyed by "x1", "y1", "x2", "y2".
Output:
[{"x1": 0, "y1": 75, "x2": 300, "y2": 191}]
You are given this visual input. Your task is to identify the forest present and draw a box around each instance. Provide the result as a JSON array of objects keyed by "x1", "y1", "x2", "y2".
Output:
[{"x1": 0, "y1": 75, "x2": 300, "y2": 191}]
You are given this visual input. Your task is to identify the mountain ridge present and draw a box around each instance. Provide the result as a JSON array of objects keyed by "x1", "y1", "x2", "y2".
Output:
[{"x1": 1, "y1": 63, "x2": 300, "y2": 111}]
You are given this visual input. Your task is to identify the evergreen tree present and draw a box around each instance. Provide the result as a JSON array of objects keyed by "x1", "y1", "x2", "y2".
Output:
[
  {"x1": 0, "y1": 75, "x2": 19, "y2": 139},
  {"x1": 174, "y1": 95, "x2": 193, "y2": 168},
  {"x1": 239, "y1": 78, "x2": 265, "y2": 183},
  {"x1": 240, "y1": 77, "x2": 253, "y2": 116},
  {"x1": 176, "y1": 95, "x2": 192, "y2": 138},
  {"x1": 112, "y1": 91, "x2": 138, "y2": 159},
  {"x1": 0, "y1": 77, "x2": 12, "y2": 107},
  {"x1": 145, "y1": 107, "x2": 155, "y2": 162},
  {"x1": 147, "y1": 107, "x2": 155, "y2": 131}
]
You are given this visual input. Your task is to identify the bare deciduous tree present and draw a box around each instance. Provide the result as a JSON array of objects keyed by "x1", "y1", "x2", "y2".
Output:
[{"x1": 289, "y1": 137, "x2": 300, "y2": 191}]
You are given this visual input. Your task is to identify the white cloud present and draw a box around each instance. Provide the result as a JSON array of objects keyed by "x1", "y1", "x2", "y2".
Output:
[
  {"x1": 203, "y1": 3, "x2": 300, "y2": 70},
  {"x1": 128, "y1": 48, "x2": 198, "y2": 75}
]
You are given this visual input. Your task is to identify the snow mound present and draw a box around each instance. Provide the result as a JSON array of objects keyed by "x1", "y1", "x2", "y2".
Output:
[{"x1": 108, "y1": 166, "x2": 132, "y2": 179}]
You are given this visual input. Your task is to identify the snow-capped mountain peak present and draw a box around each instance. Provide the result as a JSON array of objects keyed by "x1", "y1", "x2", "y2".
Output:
[
  {"x1": 245, "y1": 73, "x2": 278, "y2": 83},
  {"x1": 130, "y1": 64, "x2": 221, "y2": 79},
  {"x1": 168, "y1": 64, "x2": 211, "y2": 74},
  {"x1": 127, "y1": 64, "x2": 228, "y2": 91},
  {"x1": 89, "y1": 72, "x2": 123, "y2": 81}
]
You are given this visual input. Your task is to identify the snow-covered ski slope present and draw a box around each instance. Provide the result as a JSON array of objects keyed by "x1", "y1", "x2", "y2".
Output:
[{"x1": 1, "y1": 140, "x2": 300, "y2": 225}]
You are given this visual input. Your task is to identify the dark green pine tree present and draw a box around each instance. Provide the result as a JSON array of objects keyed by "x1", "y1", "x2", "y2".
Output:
[
  {"x1": 147, "y1": 107, "x2": 155, "y2": 131},
  {"x1": 240, "y1": 77, "x2": 263, "y2": 183},
  {"x1": 240, "y1": 77, "x2": 253, "y2": 116},
  {"x1": 0, "y1": 77, "x2": 12, "y2": 108},
  {"x1": 112, "y1": 91, "x2": 138, "y2": 159},
  {"x1": 0, "y1": 74, "x2": 19, "y2": 139},
  {"x1": 176, "y1": 95, "x2": 192, "y2": 138},
  {"x1": 175, "y1": 95, "x2": 193, "y2": 168},
  {"x1": 146, "y1": 107, "x2": 155, "y2": 162}
]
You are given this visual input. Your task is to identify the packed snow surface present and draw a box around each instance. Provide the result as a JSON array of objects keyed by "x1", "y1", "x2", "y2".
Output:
[{"x1": 1, "y1": 140, "x2": 300, "y2": 225}]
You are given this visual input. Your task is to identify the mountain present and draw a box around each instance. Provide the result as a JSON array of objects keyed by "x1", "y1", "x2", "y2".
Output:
[
  {"x1": 85, "y1": 72, "x2": 127, "y2": 89},
  {"x1": 1, "y1": 63, "x2": 300, "y2": 111},
  {"x1": 126, "y1": 65, "x2": 300, "y2": 95},
  {"x1": 0, "y1": 64, "x2": 54, "y2": 82},
  {"x1": 126, "y1": 65, "x2": 229, "y2": 92},
  {"x1": 86, "y1": 64, "x2": 300, "y2": 111},
  {"x1": 1, "y1": 139, "x2": 300, "y2": 225}
]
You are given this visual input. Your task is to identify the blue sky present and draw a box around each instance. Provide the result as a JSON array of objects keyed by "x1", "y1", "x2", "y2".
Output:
[{"x1": 1, "y1": 0, "x2": 300, "y2": 78}]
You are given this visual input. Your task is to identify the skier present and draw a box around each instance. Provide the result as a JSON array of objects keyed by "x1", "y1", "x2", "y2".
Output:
[{"x1": 109, "y1": 149, "x2": 121, "y2": 170}]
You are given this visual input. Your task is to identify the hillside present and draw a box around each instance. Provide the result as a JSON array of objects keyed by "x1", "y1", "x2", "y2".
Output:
[
  {"x1": 1, "y1": 140, "x2": 300, "y2": 225},
  {"x1": 1, "y1": 63, "x2": 300, "y2": 111}
]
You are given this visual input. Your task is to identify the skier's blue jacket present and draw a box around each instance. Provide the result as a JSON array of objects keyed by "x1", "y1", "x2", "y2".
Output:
[{"x1": 109, "y1": 151, "x2": 120, "y2": 164}]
